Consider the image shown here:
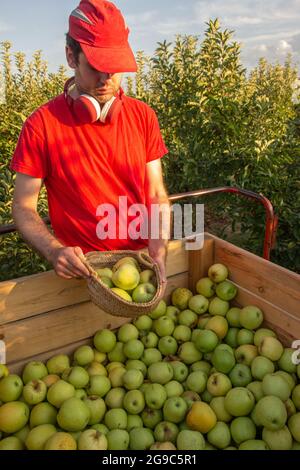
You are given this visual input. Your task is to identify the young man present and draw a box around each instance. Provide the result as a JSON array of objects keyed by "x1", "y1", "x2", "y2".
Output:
[{"x1": 10, "y1": 0, "x2": 170, "y2": 282}]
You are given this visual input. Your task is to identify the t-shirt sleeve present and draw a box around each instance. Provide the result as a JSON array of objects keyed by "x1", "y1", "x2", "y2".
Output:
[
  {"x1": 145, "y1": 108, "x2": 168, "y2": 163},
  {"x1": 10, "y1": 118, "x2": 48, "y2": 179}
]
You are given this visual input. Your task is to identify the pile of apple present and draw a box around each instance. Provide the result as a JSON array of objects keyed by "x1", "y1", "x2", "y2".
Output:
[
  {"x1": 0, "y1": 262, "x2": 300, "y2": 451},
  {"x1": 95, "y1": 256, "x2": 157, "y2": 303}
]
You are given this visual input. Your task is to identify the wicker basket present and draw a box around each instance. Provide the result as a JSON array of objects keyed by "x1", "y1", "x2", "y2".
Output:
[{"x1": 79, "y1": 251, "x2": 165, "y2": 318}]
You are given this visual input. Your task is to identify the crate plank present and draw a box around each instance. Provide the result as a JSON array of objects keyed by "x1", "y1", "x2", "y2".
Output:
[
  {"x1": 0, "y1": 240, "x2": 188, "y2": 325},
  {"x1": 188, "y1": 239, "x2": 214, "y2": 291}
]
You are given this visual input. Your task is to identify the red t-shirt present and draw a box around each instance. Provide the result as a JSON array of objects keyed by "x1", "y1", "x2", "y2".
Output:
[{"x1": 10, "y1": 89, "x2": 168, "y2": 253}]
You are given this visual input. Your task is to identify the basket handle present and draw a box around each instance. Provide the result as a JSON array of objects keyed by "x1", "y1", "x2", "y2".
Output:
[
  {"x1": 137, "y1": 251, "x2": 156, "y2": 270},
  {"x1": 78, "y1": 254, "x2": 98, "y2": 278}
]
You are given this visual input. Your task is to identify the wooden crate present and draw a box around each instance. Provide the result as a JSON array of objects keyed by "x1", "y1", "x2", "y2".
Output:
[{"x1": 1, "y1": 233, "x2": 299, "y2": 375}]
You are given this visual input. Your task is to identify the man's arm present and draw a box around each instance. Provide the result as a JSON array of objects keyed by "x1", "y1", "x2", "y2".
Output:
[
  {"x1": 145, "y1": 159, "x2": 171, "y2": 283},
  {"x1": 12, "y1": 173, "x2": 90, "y2": 279}
]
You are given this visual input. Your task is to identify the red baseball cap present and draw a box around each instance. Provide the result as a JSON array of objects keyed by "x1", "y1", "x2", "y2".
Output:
[{"x1": 68, "y1": 0, "x2": 137, "y2": 73}]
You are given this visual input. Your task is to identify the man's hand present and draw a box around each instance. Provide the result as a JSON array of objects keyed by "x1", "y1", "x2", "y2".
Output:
[
  {"x1": 148, "y1": 240, "x2": 168, "y2": 284},
  {"x1": 49, "y1": 246, "x2": 91, "y2": 280}
]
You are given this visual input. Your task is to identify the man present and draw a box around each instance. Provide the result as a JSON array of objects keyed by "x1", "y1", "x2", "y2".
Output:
[{"x1": 10, "y1": 0, "x2": 170, "y2": 282}]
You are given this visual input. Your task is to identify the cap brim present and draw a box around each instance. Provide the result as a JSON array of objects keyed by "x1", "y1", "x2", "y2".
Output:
[{"x1": 80, "y1": 43, "x2": 137, "y2": 73}]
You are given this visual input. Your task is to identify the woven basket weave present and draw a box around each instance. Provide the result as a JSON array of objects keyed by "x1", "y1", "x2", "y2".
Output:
[{"x1": 79, "y1": 250, "x2": 165, "y2": 318}]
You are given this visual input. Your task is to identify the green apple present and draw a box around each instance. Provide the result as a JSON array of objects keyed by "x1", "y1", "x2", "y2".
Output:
[
  {"x1": 133, "y1": 315, "x2": 153, "y2": 331},
  {"x1": 78, "y1": 429, "x2": 107, "y2": 450},
  {"x1": 255, "y1": 396, "x2": 287, "y2": 431},
  {"x1": 278, "y1": 348, "x2": 297, "y2": 373},
  {"x1": 112, "y1": 263, "x2": 140, "y2": 291},
  {"x1": 284, "y1": 398, "x2": 296, "y2": 418},
  {"x1": 147, "y1": 362, "x2": 173, "y2": 384},
  {"x1": 47, "y1": 380, "x2": 75, "y2": 408},
  {"x1": 163, "y1": 397, "x2": 187, "y2": 423},
  {"x1": 207, "y1": 372, "x2": 232, "y2": 397},
  {"x1": 239, "y1": 306, "x2": 264, "y2": 330},
  {"x1": 122, "y1": 370, "x2": 144, "y2": 390},
  {"x1": 262, "y1": 425, "x2": 292, "y2": 450},
  {"x1": 177, "y1": 430, "x2": 205, "y2": 450},
  {"x1": 262, "y1": 373, "x2": 291, "y2": 401},
  {"x1": 224, "y1": 387, "x2": 255, "y2": 416},
  {"x1": 46, "y1": 355, "x2": 70, "y2": 375},
  {"x1": 142, "y1": 332, "x2": 159, "y2": 349},
  {"x1": 188, "y1": 295, "x2": 209, "y2": 314},
  {"x1": 237, "y1": 329, "x2": 254, "y2": 345},
  {"x1": 123, "y1": 390, "x2": 145, "y2": 415},
  {"x1": 0, "y1": 401, "x2": 30, "y2": 433},
  {"x1": 108, "y1": 367, "x2": 126, "y2": 388},
  {"x1": 74, "y1": 389, "x2": 87, "y2": 400},
  {"x1": 112, "y1": 257, "x2": 140, "y2": 272},
  {"x1": 201, "y1": 389, "x2": 213, "y2": 403},
  {"x1": 83, "y1": 396, "x2": 106, "y2": 425},
  {"x1": 208, "y1": 264, "x2": 228, "y2": 283},
  {"x1": 178, "y1": 310, "x2": 198, "y2": 328},
  {"x1": 111, "y1": 288, "x2": 133, "y2": 302},
  {"x1": 149, "y1": 300, "x2": 167, "y2": 319},
  {"x1": 140, "y1": 269, "x2": 156, "y2": 284},
  {"x1": 207, "y1": 421, "x2": 231, "y2": 449},
  {"x1": 96, "y1": 267, "x2": 113, "y2": 279},
  {"x1": 154, "y1": 316, "x2": 175, "y2": 337},
  {"x1": 141, "y1": 408, "x2": 162, "y2": 429},
  {"x1": 173, "y1": 325, "x2": 191, "y2": 343},
  {"x1": 105, "y1": 387, "x2": 126, "y2": 409},
  {"x1": 44, "y1": 432, "x2": 77, "y2": 450},
  {"x1": 230, "y1": 417, "x2": 256, "y2": 444},
  {"x1": 198, "y1": 314, "x2": 211, "y2": 329},
  {"x1": 226, "y1": 308, "x2": 241, "y2": 327},
  {"x1": 205, "y1": 316, "x2": 228, "y2": 339},
  {"x1": 29, "y1": 402, "x2": 57, "y2": 427},
  {"x1": 170, "y1": 361, "x2": 189, "y2": 383},
  {"x1": 93, "y1": 329, "x2": 117, "y2": 353},
  {"x1": 253, "y1": 328, "x2": 276, "y2": 347},
  {"x1": 99, "y1": 276, "x2": 114, "y2": 288},
  {"x1": 251, "y1": 356, "x2": 275, "y2": 380},
  {"x1": 246, "y1": 381, "x2": 264, "y2": 402},
  {"x1": 229, "y1": 364, "x2": 252, "y2": 387},
  {"x1": 224, "y1": 328, "x2": 239, "y2": 348},
  {"x1": 129, "y1": 427, "x2": 154, "y2": 450},
  {"x1": 181, "y1": 390, "x2": 201, "y2": 409},
  {"x1": 196, "y1": 277, "x2": 215, "y2": 298},
  {"x1": 178, "y1": 342, "x2": 202, "y2": 364},
  {"x1": 91, "y1": 423, "x2": 109, "y2": 434},
  {"x1": 239, "y1": 439, "x2": 269, "y2": 450},
  {"x1": 126, "y1": 359, "x2": 147, "y2": 377},
  {"x1": 194, "y1": 329, "x2": 219, "y2": 353},
  {"x1": 0, "y1": 436, "x2": 24, "y2": 450},
  {"x1": 212, "y1": 349, "x2": 235, "y2": 374},
  {"x1": 106, "y1": 362, "x2": 125, "y2": 373},
  {"x1": 87, "y1": 375, "x2": 111, "y2": 397},
  {"x1": 292, "y1": 385, "x2": 300, "y2": 410},
  {"x1": 216, "y1": 281, "x2": 237, "y2": 301},
  {"x1": 258, "y1": 337, "x2": 284, "y2": 361},
  {"x1": 186, "y1": 371, "x2": 207, "y2": 394},
  {"x1": 117, "y1": 324, "x2": 139, "y2": 343},
  {"x1": 172, "y1": 288, "x2": 193, "y2": 310},
  {"x1": 23, "y1": 379, "x2": 47, "y2": 405},
  {"x1": 145, "y1": 384, "x2": 167, "y2": 409},
  {"x1": 42, "y1": 374, "x2": 60, "y2": 388},
  {"x1": 141, "y1": 348, "x2": 162, "y2": 366},
  {"x1": 25, "y1": 423, "x2": 56, "y2": 450},
  {"x1": 123, "y1": 339, "x2": 144, "y2": 360},
  {"x1": 288, "y1": 413, "x2": 300, "y2": 442},
  {"x1": 158, "y1": 336, "x2": 178, "y2": 356},
  {"x1": 107, "y1": 429, "x2": 129, "y2": 450},
  {"x1": 190, "y1": 361, "x2": 211, "y2": 376},
  {"x1": 164, "y1": 381, "x2": 184, "y2": 398},
  {"x1": 132, "y1": 283, "x2": 156, "y2": 303},
  {"x1": 62, "y1": 366, "x2": 89, "y2": 388},
  {"x1": 154, "y1": 421, "x2": 179, "y2": 443},
  {"x1": 104, "y1": 408, "x2": 127, "y2": 430},
  {"x1": 127, "y1": 414, "x2": 143, "y2": 431},
  {"x1": 0, "y1": 374, "x2": 23, "y2": 402},
  {"x1": 275, "y1": 371, "x2": 296, "y2": 391},
  {"x1": 235, "y1": 345, "x2": 258, "y2": 366},
  {"x1": 150, "y1": 442, "x2": 177, "y2": 450},
  {"x1": 22, "y1": 361, "x2": 48, "y2": 384},
  {"x1": 85, "y1": 361, "x2": 107, "y2": 377},
  {"x1": 73, "y1": 345, "x2": 94, "y2": 366},
  {"x1": 57, "y1": 397, "x2": 90, "y2": 431},
  {"x1": 210, "y1": 397, "x2": 232, "y2": 422},
  {"x1": 209, "y1": 297, "x2": 230, "y2": 317},
  {"x1": 107, "y1": 342, "x2": 126, "y2": 363}
]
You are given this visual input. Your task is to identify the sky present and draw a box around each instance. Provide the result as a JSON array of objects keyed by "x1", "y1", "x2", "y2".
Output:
[{"x1": 0, "y1": 0, "x2": 299, "y2": 73}]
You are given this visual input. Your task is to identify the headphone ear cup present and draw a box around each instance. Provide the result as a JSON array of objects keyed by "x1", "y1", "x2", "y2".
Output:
[
  {"x1": 72, "y1": 95, "x2": 101, "y2": 125},
  {"x1": 104, "y1": 97, "x2": 123, "y2": 124}
]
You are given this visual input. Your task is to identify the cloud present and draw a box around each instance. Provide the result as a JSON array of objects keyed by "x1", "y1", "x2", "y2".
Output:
[{"x1": 0, "y1": 21, "x2": 12, "y2": 33}]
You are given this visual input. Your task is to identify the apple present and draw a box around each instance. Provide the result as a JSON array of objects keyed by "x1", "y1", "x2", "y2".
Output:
[
  {"x1": 46, "y1": 355, "x2": 70, "y2": 375},
  {"x1": 237, "y1": 329, "x2": 254, "y2": 346},
  {"x1": 216, "y1": 280, "x2": 237, "y2": 301},
  {"x1": 25, "y1": 423, "x2": 57, "y2": 450},
  {"x1": 62, "y1": 366, "x2": 90, "y2": 388},
  {"x1": 150, "y1": 441, "x2": 177, "y2": 450},
  {"x1": 246, "y1": 381, "x2": 264, "y2": 402},
  {"x1": 165, "y1": 306, "x2": 180, "y2": 322},
  {"x1": 235, "y1": 345, "x2": 258, "y2": 366},
  {"x1": 209, "y1": 297, "x2": 230, "y2": 317},
  {"x1": 292, "y1": 385, "x2": 300, "y2": 410},
  {"x1": 198, "y1": 314, "x2": 211, "y2": 329},
  {"x1": 149, "y1": 300, "x2": 167, "y2": 319},
  {"x1": 96, "y1": 267, "x2": 113, "y2": 279},
  {"x1": 129, "y1": 427, "x2": 154, "y2": 450},
  {"x1": 109, "y1": 367, "x2": 126, "y2": 388},
  {"x1": 74, "y1": 389, "x2": 87, "y2": 400},
  {"x1": 73, "y1": 345, "x2": 94, "y2": 366},
  {"x1": 42, "y1": 374, "x2": 60, "y2": 388},
  {"x1": 141, "y1": 408, "x2": 162, "y2": 429},
  {"x1": 210, "y1": 397, "x2": 232, "y2": 422},
  {"x1": 201, "y1": 389, "x2": 213, "y2": 403},
  {"x1": 178, "y1": 310, "x2": 198, "y2": 328},
  {"x1": 186, "y1": 371, "x2": 207, "y2": 394},
  {"x1": 172, "y1": 288, "x2": 194, "y2": 311},
  {"x1": 107, "y1": 343, "x2": 126, "y2": 363},
  {"x1": 181, "y1": 390, "x2": 201, "y2": 409},
  {"x1": 262, "y1": 373, "x2": 291, "y2": 401},
  {"x1": 251, "y1": 356, "x2": 275, "y2": 380},
  {"x1": 0, "y1": 374, "x2": 23, "y2": 402},
  {"x1": 126, "y1": 359, "x2": 147, "y2": 377},
  {"x1": 278, "y1": 348, "x2": 297, "y2": 374},
  {"x1": 132, "y1": 283, "x2": 156, "y2": 303},
  {"x1": 255, "y1": 396, "x2": 287, "y2": 430},
  {"x1": 91, "y1": 423, "x2": 109, "y2": 434},
  {"x1": 23, "y1": 379, "x2": 47, "y2": 405},
  {"x1": 133, "y1": 315, "x2": 153, "y2": 331},
  {"x1": 154, "y1": 316, "x2": 175, "y2": 337},
  {"x1": 44, "y1": 432, "x2": 77, "y2": 450},
  {"x1": 57, "y1": 397, "x2": 90, "y2": 431},
  {"x1": 83, "y1": 396, "x2": 106, "y2": 425},
  {"x1": 224, "y1": 328, "x2": 239, "y2": 348},
  {"x1": 0, "y1": 365, "x2": 9, "y2": 380},
  {"x1": 226, "y1": 308, "x2": 241, "y2": 327},
  {"x1": 0, "y1": 401, "x2": 30, "y2": 433},
  {"x1": 262, "y1": 425, "x2": 292, "y2": 450},
  {"x1": 212, "y1": 349, "x2": 235, "y2": 374},
  {"x1": 141, "y1": 348, "x2": 162, "y2": 367},
  {"x1": 93, "y1": 329, "x2": 117, "y2": 354},
  {"x1": 205, "y1": 316, "x2": 228, "y2": 339},
  {"x1": 229, "y1": 364, "x2": 252, "y2": 387},
  {"x1": 230, "y1": 417, "x2": 256, "y2": 444},
  {"x1": 196, "y1": 277, "x2": 215, "y2": 298},
  {"x1": 154, "y1": 421, "x2": 179, "y2": 443},
  {"x1": 87, "y1": 375, "x2": 111, "y2": 397},
  {"x1": 186, "y1": 401, "x2": 217, "y2": 433},
  {"x1": 106, "y1": 362, "x2": 125, "y2": 373},
  {"x1": 22, "y1": 361, "x2": 48, "y2": 384},
  {"x1": 165, "y1": 381, "x2": 184, "y2": 398},
  {"x1": 0, "y1": 436, "x2": 24, "y2": 450},
  {"x1": 207, "y1": 421, "x2": 231, "y2": 449},
  {"x1": 123, "y1": 390, "x2": 145, "y2": 415},
  {"x1": 239, "y1": 306, "x2": 264, "y2": 330},
  {"x1": 147, "y1": 362, "x2": 173, "y2": 384},
  {"x1": 118, "y1": 324, "x2": 139, "y2": 343},
  {"x1": 78, "y1": 429, "x2": 108, "y2": 450},
  {"x1": 284, "y1": 398, "x2": 296, "y2": 418},
  {"x1": 47, "y1": 380, "x2": 75, "y2": 408},
  {"x1": 112, "y1": 263, "x2": 140, "y2": 291},
  {"x1": 122, "y1": 369, "x2": 144, "y2": 390},
  {"x1": 288, "y1": 413, "x2": 300, "y2": 442},
  {"x1": 86, "y1": 361, "x2": 107, "y2": 377},
  {"x1": 112, "y1": 256, "x2": 141, "y2": 272},
  {"x1": 106, "y1": 429, "x2": 129, "y2": 450},
  {"x1": 258, "y1": 337, "x2": 284, "y2": 361},
  {"x1": 29, "y1": 402, "x2": 57, "y2": 427},
  {"x1": 178, "y1": 342, "x2": 202, "y2": 364},
  {"x1": 208, "y1": 264, "x2": 228, "y2": 283},
  {"x1": 163, "y1": 397, "x2": 187, "y2": 423},
  {"x1": 99, "y1": 276, "x2": 114, "y2": 288},
  {"x1": 190, "y1": 361, "x2": 211, "y2": 376},
  {"x1": 140, "y1": 269, "x2": 156, "y2": 284},
  {"x1": 215, "y1": 343, "x2": 234, "y2": 355},
  {"x1": 239, "y1": 440, "x2": 269, "y2": 450},
  {"x1": 194, "y1": 329, "x2": 219, "y2": 353},
  {"x1": 127, "y1": 414, "x2": 143, "y2": 431},
  {"x1": 173, "y1": 325, "x2": 191, "y2": 343},
  {"x1": 177, "y1": 430, "x2": 205, "y2": 450},
  {"x1": 188, "y1": 295, "x2": 209, "y2": 315},
  {"x1": 158, "y1": 336, "x2": 178, "y2": 356},
  {"x1": 170, "y1": 361, "x2": 189, "y2": 383},
  {"x1": 145, "y1": 383, "x2": 167, "y2": 409},
  {"x1": 207, "y1": 372, "x2": 232, "y2": 397},
  {"x1": 105, "y1": 408, "x2": 127, "y2": 430},
  {"x1": 123, "y1": 339, "x2": 144, "y2": 360},
  {"x1": 105, "y1": 387, "x2": 126, "y2": 409},
  {"x1": 224, "y1": 387, "x2": 255, "y2": 416},
  {"x1": 142, "y1": 332, "x2": 159, "y2": 349},
  {"x1": 111, "y1": 288, "x2": 133, "y2": 302},
  {"x1": 253, "y1": 328, "x2": 276, "y2": 347}
]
